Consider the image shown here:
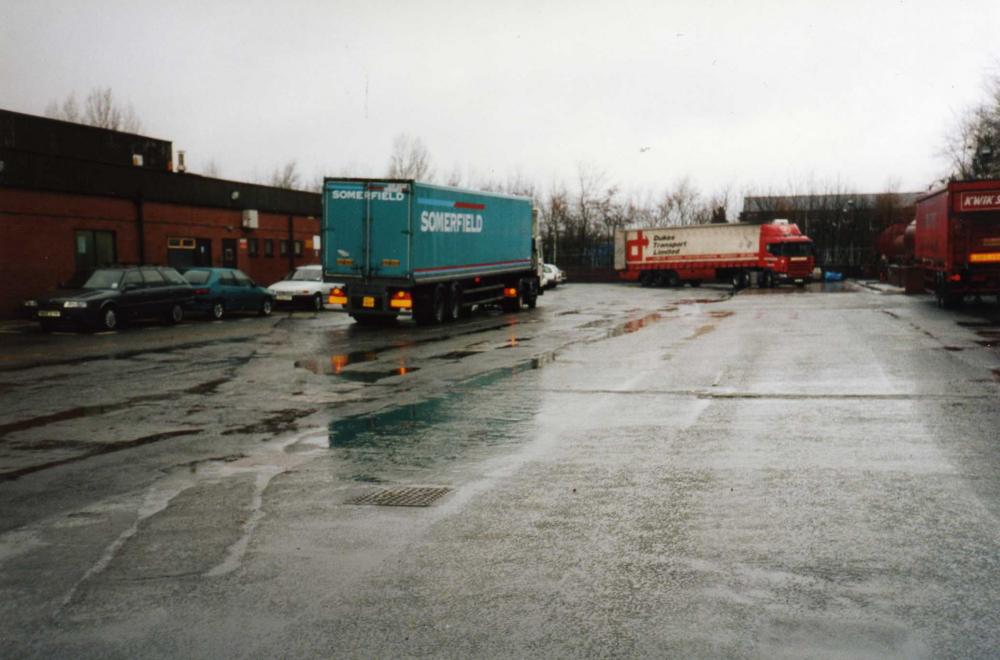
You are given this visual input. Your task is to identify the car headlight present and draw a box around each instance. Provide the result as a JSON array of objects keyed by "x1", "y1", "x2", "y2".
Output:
[
  {"x1": 63, "y1": 301, "x2": 88, "y2": 309},
  {"x1": 23, "y1": 300, "x2": 38, "y2": 307}
]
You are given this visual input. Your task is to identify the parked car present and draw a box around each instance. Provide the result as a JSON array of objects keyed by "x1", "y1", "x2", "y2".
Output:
[
  {"x1": 182, "y1": 267, "x2": 274, "y2": 320},
  {"x1": 23, "y1": 265, "x2": 192, "y2": 331},
  {"x1": 541, "y1": 263, "x2": 566, "y2": 289},
  {"x1": 267, "y1": 264, "x2": 341, "y2": 311}
]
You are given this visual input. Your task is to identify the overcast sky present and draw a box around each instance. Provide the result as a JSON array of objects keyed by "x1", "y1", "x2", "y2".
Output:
[{"x1": 3, "y1": 0, "x2": 999, "y2": 199}]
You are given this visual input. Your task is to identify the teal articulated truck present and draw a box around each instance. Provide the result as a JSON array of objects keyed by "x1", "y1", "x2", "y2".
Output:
[{"x1": 322, "y1": 179, "x2": 542, "y2": 324}]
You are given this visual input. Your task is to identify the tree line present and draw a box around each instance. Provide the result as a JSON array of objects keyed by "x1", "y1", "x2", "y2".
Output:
[{"x1": 40, "y1": 70, "x2": 1000, "y2": 269}]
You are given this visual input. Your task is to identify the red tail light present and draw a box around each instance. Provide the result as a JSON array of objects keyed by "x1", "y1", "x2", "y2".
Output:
[
  {"x1": 504, "y1": 287, "x2": 519, "y2": 298},
  {"x1": 328, "y1": 287, "x2": 348, "y2": 305},
  {"x1": 193, "y1": 288, "x2": 209, "y2": 295},
  {"x1": 389, "y1": 290, "x2": 412, "y2": 309}
]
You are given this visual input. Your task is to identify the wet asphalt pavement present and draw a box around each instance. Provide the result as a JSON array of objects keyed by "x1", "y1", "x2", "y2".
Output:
[{"x1": 1, "y1": 282, "x2": 1000, "y2": 658}]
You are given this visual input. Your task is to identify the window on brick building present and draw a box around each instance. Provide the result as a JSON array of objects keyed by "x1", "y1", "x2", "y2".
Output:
[
  {"x1": 75, "y1": 230, "x2": 116, "y2": 272},
  {"x1": 248, "y1": 238, "x2": 259, "y2": 257},
  {"x1": 293, "y1": 240, "x2": 303, "y2": 257},
  {"x1": 279, "y1": 240, "x2": 289, "y2": 257},
  {"x1": 264, "y1": 239, "x2": 274, "y2": 257}
]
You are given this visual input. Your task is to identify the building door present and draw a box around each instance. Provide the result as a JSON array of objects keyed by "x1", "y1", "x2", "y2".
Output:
[
  {"x1": 221, "y1": 239, "x2": 237, "y2": 268},
  {"x1": 75, "y1": 230, "x2": 116, "y2": 272},
  {"x1": 195, "y1": 239, "x2": 213, "y2": 266}
]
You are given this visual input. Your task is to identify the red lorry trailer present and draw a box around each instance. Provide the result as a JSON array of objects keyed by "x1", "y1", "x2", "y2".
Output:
[
  {"x1": 915, "y1": 180, "x2": 1000, "y2": 307},
  {"x1": 614, "y1": 220, "x2": 815, "y2": 288}
]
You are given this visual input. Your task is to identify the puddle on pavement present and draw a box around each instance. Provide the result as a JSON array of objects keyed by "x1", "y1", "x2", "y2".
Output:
[
  {"x1": 737, "y1": 281, "x2": 855, "y2": 295},
  {"x1": 676, "y1": 297, "x2": 730, "y2": 304},
  {"x1": 1, "y1": 429, "x2": 202, "y2": 482},
  {"x1": 0, "y1": 374, "x2": 221, "y2": 438},
  {"x1": 432, "y1": 350, "x2": 484, "y2": 360},
  {"x1": 328, "y1": 358, "x2": 544, "y2": 482},
  {"x1": 941, "y1": 346, "x2": 965, "y2": 352},
  {"x1": 0, "y1": 336, "x2": 255, "y2": 374},
  {"x1": 295, "y1": 350, "x2": 381, "y2": 375},
  {"x1": 333, "y1": 366, "x2": 420, "y2": 383}
]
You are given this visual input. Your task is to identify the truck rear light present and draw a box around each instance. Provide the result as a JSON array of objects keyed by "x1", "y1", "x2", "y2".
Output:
[
  {"x1": 969, "y1": 252, "x2": 1000, "y2": 263},
  {"x1": 948, "y1": 274, "x2": 962, "y2": 282},
  {"x1": 389, "y1": 290, "x2": 412, "y2": 309},
  {"x1": 328, "y1": 287, "x2": 348, "y2": 305},
  {"x1": 193, "y1": 288, "x2": 209, "y2": 295},
  {"x1": 503, "y1": 287, "x2": 519, "y2": 298}
]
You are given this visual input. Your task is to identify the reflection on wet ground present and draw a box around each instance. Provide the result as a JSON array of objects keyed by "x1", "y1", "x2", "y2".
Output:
[
  {"x1": 329, "y1": 361, "x2": 543, "y2": 483},
  {"x1": 737, "y1": 281, "x2": 857, "y2": 295}
]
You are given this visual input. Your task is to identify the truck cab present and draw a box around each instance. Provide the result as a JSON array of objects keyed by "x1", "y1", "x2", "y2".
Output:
[{"x1": 760, "y1": 220, "x2": 815, "y2": 285}]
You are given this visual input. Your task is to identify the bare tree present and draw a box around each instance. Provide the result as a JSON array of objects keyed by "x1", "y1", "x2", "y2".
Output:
[
  {"x1": 943, "y1": 68, "x2": 1000, "y2": 180},
  {"x1": 202, "y1": 159, "x2": 222, "y2": 178},
  {"x1": 44, "y1": 92, "x2": 80, "y2": 123},
  {"x1": 656, "y1": 177, "x2": 703, "y2": 226},
  {"x1": 268, "y1": 160, "x2": 301, "y2": 190},
  {"x1": 46, "y1": 87, "x2": 142, "y2": 132},
  {"x1": 386, "y1": 134, "x2": 433, "y2": 180}
]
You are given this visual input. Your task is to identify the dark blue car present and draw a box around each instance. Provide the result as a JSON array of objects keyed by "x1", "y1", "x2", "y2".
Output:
[{"x1": 182, "y1": 268, "x2": 274, "y2": 320}]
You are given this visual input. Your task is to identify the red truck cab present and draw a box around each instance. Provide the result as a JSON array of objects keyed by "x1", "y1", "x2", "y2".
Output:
[
  {"x1": 760, "y1": 220, "x2": 815, "y2": 285},
  {"x1": 915, "y1": 180, "x2": 1000, "y2": 307}
]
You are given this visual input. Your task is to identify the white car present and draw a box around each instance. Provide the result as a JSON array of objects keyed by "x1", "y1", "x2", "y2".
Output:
[
  {"x1": 542, "y1": 263, "x2": 566, "y2": 289},
  {"x1": 267, "y1": 265, "x2": 341, "y2": 311}
]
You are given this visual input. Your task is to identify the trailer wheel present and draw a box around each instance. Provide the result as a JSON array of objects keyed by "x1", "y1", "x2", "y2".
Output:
[
  {"x1": 665, "y1": 271, "x2": 680, "y2": 287},
  {"x1": 639, "y1": 272, "x2": 652, "y2": 287},
  {"x1": 651, "y1": 271, "x2": 666, "y2": 287},
  {"x1": 431, "y1": 284, "x2": 446, "y2": 323},
  {"x1": 935, "y1": 278, "x2": 959, "y2": 309},
  {"x1": 761, "y1": 271, "x2": 773, "y2": 288},
  {"x1": 525, "y1": 281, "x2": 538, "y2": 309},
  {"x1": 445, "y1": 283, "x2": 462, "y2": 322},
  {"x1": 731, "y1": 270, "x2": 747, "y2": 290}
]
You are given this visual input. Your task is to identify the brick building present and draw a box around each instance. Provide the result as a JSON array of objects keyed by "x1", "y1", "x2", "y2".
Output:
[{"x1": 0, "y1": 109, "x2": 322, "y2": 319}]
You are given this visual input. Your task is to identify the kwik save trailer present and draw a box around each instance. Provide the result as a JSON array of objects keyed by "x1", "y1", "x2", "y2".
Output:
[
  {"x1": 914, "y1": 179, "x2": 1000, "y2": 307},
  {"x1": 322, "y1": 179, "x2": 542, "y2": 324},
  {"x1": 614, "y1": 220, "x2": 815, "y2": 288}
]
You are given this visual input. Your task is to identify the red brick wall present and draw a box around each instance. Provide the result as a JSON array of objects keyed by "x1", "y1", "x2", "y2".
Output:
[{"x1": 0, "y1": 187, "x2": 320, "y2": 319}]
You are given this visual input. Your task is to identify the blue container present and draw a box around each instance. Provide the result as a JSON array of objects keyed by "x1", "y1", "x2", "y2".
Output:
[{"x1": 323, "y1": 179, "x2": 534, "y2": 283}]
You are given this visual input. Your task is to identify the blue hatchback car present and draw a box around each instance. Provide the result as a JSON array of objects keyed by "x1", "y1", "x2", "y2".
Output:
[{"x1": 182, "y1": 268, "x2": 274, "y2": 320}]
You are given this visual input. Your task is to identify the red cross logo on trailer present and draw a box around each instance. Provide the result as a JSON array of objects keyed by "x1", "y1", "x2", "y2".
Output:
[{"x1": 626, "y1": 231, "x2": 648, "y2": 261}]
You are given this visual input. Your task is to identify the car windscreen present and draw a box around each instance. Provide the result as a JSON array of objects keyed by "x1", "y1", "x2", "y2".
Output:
[
  {"x1": 288, "y1": 268, "x2": 322, "y2": 282},
  {"x1": 67, "y1": 269, "x2": 125, "y2": 289},
  {"x1": 184, "y1": 270, "x2": 212, "y2": 285}
]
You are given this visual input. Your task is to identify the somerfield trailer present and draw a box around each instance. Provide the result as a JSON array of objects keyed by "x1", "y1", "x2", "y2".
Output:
[
  {"x1": 915, "y1": 179, "x2": 1000, "y2": 307},
  {"x1": 322, "y1": 179, "x2": 542, "y2": 324},
  {"x1": 614, "y1": 220, "x2": 815, "y2": 288}
]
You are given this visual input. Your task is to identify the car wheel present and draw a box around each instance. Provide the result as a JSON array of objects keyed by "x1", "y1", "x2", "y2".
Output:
[
  {"x1": 166, "y1": 303, "x2": 184, "y2": 325},
  {"x1": 260, "y1": 299, "x2": 273, "y2": 316},
  {"x1": 211, "y1": 301, "x2": 225, "y2": 321},
  {"x1": 313, "y1": 293, "x2": 324, "y2": 312},
  {"x1": 101, "y1": 306, "x2": 118, "y2": 331}
]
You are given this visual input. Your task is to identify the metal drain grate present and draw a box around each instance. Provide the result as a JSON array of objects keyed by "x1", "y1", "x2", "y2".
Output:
[{"x1": 347, "y1": 486, "x2": 452, "y2": 507}]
